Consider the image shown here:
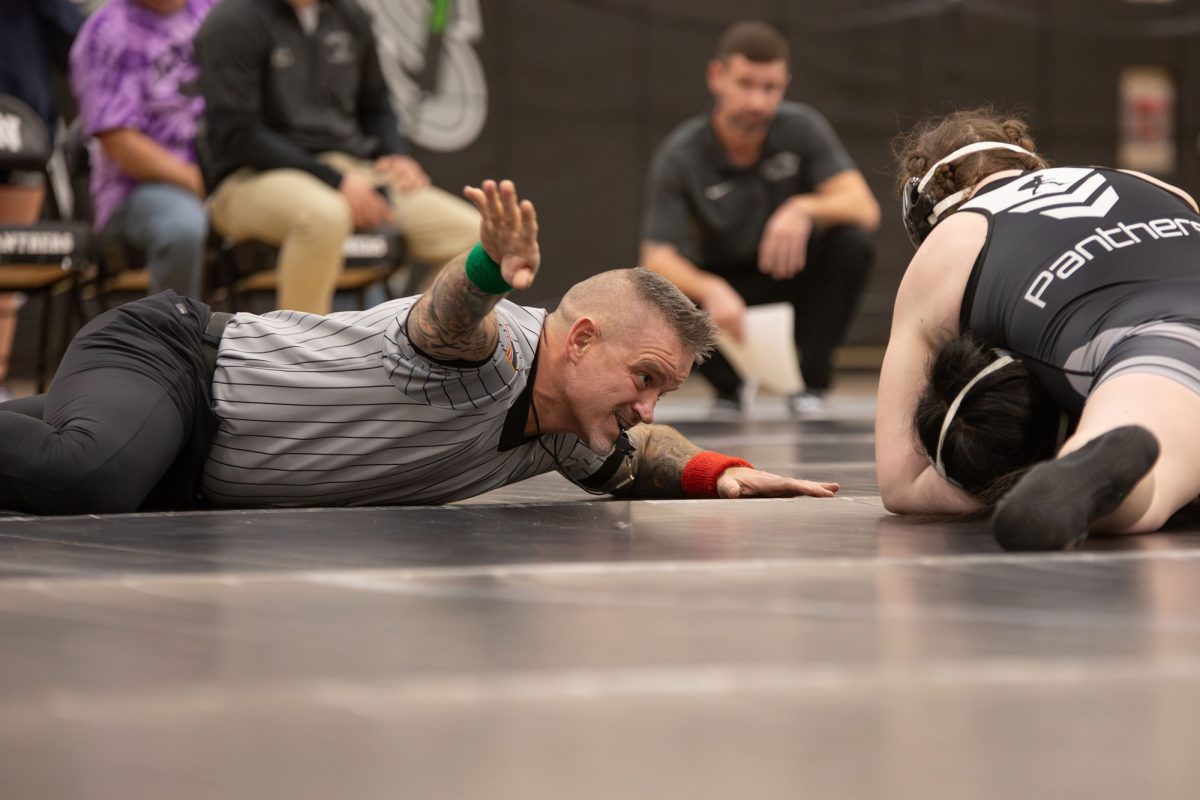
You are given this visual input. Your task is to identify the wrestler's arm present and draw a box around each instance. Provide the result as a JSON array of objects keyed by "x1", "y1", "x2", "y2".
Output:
[
  {"x1": 407, "y1": 180, "x2": 538, "y2": 361},
  {"x1": 610, "y1": 423, "x2": 839, "y2": 499},
  {"x1": 875, "y1": 218, "x2": 985, "y2": 515}
]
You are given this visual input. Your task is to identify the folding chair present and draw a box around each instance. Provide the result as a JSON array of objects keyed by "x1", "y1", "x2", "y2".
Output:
[{"x1": 0, "y1": 94, "x2": 91, "y2": 390}]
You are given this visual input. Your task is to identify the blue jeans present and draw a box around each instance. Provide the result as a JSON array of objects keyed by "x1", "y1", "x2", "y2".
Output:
[{"x1": 104, "y1": 183, "x2": 207, "y2": 299}]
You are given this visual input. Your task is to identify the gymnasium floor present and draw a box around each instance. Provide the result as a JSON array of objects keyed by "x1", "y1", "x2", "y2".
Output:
[{"x1": 2, "y1": 373, "x2": 1199, "y2": 799}]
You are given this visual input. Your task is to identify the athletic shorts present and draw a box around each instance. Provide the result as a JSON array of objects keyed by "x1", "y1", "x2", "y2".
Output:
[{"x1": 1092, "y1": 321, "x2": 1200, "y2": 399}]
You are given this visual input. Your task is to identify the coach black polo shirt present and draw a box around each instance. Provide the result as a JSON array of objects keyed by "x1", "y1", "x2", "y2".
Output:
[{"x1": 642, "y1": 101, "x2": 856, "y2": 271}]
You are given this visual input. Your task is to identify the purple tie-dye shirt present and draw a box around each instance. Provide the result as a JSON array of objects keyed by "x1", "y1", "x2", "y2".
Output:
[{"x1": 69, "y1": 0, "x2": 217, "y2": 228}]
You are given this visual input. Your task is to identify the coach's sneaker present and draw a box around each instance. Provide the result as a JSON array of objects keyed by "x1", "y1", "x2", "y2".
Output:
[
  {"x1": 991, "y1": 425, "x2": 1160, "y2": 552},
  {"x1": 787, "y1": 389, "x2": 829, "y2": 419}
]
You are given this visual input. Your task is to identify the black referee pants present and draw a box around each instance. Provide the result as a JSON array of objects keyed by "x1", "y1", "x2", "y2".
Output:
[
  {"x1": 700, "y1": 224, "x2": 873, "y2": 398},
  {"x1": 0, "y1": 292, "x2": 215, "y2": 514}
]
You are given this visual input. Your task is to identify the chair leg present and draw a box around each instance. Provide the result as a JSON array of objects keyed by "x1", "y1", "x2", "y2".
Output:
[
  {"x1": 218, "y1": 248, "x2": 241, "y2": 312},
  {"x1": 96, "y1": 264, "x2": 110, "y2": 313},
  {"x1": 69, "y1": 279, "x2": 87, "y2": 328},
  {"x1": 59, "y1": 278, "x2": 87, "y2": 376},
  {"x1": 35, "y1": 290, "x2": 52, "y2": 393}
]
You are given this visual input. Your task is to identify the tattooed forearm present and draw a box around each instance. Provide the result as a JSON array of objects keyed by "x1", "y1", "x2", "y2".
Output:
[
  {"x1": 615, "y1": 424, "x2": 703, "y2": 498},
  {"x1": 408, "y1": 251, "x2": 503, "y2": 361}
]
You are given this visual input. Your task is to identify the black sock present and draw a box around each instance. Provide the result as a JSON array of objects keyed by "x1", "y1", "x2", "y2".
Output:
[{"x1": 991, "y1": 425, "x2": 1161, "y2": 551}]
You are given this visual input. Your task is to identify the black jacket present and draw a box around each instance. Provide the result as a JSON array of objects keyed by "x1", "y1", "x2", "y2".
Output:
[{"x1": 195, "y1": 0, "x2": 408, "y2": 189}]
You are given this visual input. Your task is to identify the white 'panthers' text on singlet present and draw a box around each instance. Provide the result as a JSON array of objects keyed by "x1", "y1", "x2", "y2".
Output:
[
  {"x1": 958, "y1": 166, "x2": 1200, "y2": 412},
  {"x1": 200, "y1": 298, "x2": 610, "y2": 506}
]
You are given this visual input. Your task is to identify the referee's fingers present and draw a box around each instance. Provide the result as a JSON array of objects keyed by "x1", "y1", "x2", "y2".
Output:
[
  {"x1": 520, "y1": 199, "x2": 537, "y2": 236},
  {"x1": 463, "y1": 184, "x2": 487, "y2": 213},
  {"x1": 499, "y1": 179, "x2": 520, "y2": 221},
  {"x1": 485, "y1": 180, "x2": 504, "y2": 219}
]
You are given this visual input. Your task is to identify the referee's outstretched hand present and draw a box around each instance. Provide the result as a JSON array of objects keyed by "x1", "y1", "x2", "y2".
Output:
[
  {"x1": 716, "y1": 467, "x2": 840, "y2": 499},
  {"x1": 464, "y1": 179, "x2": 540, "y2": 291}
]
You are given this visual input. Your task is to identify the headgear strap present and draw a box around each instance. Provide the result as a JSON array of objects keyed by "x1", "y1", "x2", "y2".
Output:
[
  {"x1": 933, "y1": 353, "x2": 1016, "y2": 486},
  {"x1": 917, "y1": 141, "x2": 1038, "y2": 224},
  {"x1": 916, "y1": 141, "x2": 1036, "y2": 193}
]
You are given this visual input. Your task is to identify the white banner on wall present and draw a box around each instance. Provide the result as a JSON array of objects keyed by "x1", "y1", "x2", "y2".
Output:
[{"x1": 358, "y1": 0, "x2": 489, "y2": 153}]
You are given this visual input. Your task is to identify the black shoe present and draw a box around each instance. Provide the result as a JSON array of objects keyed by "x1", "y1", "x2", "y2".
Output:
[{"x1": 991, "y1": 425, "x2": 1160, "y2": 551}]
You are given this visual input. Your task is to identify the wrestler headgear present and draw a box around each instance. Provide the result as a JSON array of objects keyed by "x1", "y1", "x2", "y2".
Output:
[
  {"x1": 931, "y1": 351, "x2": 1015, "y2": 488},
  {"x1": 901, "y1": 141, "x2": 1038, "y2": 248}
]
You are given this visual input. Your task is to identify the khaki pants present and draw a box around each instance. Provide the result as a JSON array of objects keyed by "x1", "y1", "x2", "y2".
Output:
[{"x1": 208, "y1": 153, "x2": 480, "y2": 313}]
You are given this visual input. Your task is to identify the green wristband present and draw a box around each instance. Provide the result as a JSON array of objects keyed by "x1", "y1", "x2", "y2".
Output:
[{"x1": 465, "y1": 243, "x2": 513, "y2": 294}]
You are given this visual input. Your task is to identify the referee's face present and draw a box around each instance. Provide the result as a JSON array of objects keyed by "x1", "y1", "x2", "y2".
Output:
[{"x1": 570, "y1": 322, "x2": 692, "y2": 455}]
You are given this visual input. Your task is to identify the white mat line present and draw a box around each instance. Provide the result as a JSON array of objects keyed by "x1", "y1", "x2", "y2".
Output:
[
  {"x1": 3, "y1": 545, "x2": 1200, "y2": 593},
  {"x1": 11, "y1": 656, "x2": 1200, "y2": 723}
]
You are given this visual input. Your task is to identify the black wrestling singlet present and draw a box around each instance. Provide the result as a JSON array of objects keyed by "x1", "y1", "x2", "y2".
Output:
[{"x1": 958, "y1": 166, "x2": 1200, "y2": 413}]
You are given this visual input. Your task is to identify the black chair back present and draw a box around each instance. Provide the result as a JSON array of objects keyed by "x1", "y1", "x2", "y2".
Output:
[
  {"x1": 0, "y1": 94, "x2": 52, "y2": 172},
  {"x1": 0, "y1": 97, "x2": 92, "y2": 390}
]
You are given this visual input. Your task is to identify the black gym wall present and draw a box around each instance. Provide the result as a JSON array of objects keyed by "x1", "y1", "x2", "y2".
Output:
[
  {"x1": 414, "y1": 0, "x2": 1200, "y2": 348},
  {"x1": 18, "y1": 0, "x2": 1200, "y2": 380}
]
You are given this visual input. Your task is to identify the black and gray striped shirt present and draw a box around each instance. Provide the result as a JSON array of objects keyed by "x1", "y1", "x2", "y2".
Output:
[{"x1": 200, "y1": 298, "x2": 609, "y2": 506}]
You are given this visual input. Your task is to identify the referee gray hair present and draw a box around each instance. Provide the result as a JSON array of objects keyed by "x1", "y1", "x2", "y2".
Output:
[{"x1": 554, "y1": 268, "x2": 717, "y2": 364}]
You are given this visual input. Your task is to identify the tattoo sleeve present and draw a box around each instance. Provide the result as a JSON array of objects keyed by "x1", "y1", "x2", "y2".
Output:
[
  {"x1": 407, "y1": 251, "x2": 502, "y2": 361},
  {"x1": 612, "y1": 424, "x2": 703, "y2": 498}
]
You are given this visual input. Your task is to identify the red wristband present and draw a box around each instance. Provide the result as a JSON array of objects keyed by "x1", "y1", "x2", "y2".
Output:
[{"x1": 681, "y1": 451, "x2": 754, "y2": 498}]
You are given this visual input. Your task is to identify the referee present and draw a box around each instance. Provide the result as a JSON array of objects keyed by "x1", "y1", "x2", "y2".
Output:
[{"x1": 0, "y1": 180, "x2": 839, "y2": 514}]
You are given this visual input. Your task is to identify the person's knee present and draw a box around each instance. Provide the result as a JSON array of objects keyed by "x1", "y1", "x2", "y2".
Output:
[
  {"x1": 145, "y1": 204, "x2": 208, "y2": 253},
  {"x1": 396, "y1": 191, "x2": 481, "y2": 264},
  {"x1": 18, "y1": 441, "x2": 147, "y2": 514},
  {"x1": 211, "y1": 170, "x2": 352, "y2": 248},
  {"x1": 444, "y1": 201, "x2": 482, "y2": 251},
  {"x1": 818, "y1": 225, "x2": 875, "y2": 275},
  {"x1": 55, "y1": 479, "x2": 145, "y2": 515},
  {"x1": 294, "y1": 193, "x2": 353, "y2": 245},
  {"x1": 141, "y1": 207, "x2": 208, "y2": 295}
]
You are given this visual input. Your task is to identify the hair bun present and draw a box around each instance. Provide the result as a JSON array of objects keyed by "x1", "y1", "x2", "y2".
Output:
[{"x1": 1002, "y1": 120, "x2": 1029, "y2": 146}]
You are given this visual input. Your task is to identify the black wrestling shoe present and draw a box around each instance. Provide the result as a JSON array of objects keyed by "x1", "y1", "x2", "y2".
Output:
[{"x1": 991, "y1": 425, "x2": 1161, "y2": 552}]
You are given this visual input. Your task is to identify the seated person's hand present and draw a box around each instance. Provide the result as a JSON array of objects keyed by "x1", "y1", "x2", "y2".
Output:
[
  {"x1": 374, "y1": 155, "x2": 431, "y2": 194},
  {"x1": 717, "y1": 466, "x2": 839, "y2": 499},
  {"x1": 183, "y1": 165, "x2": 206, "y2": 199},
  {"x1": 339, "y1": 172, "x2": 392, "y2": 230},
  {"x1": 759, "y1": 202, "x2": 813, "y2": 279},
  {"x1": 699, "y1": 277, "x2": 747, "y2": 342}
]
